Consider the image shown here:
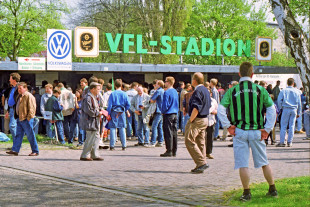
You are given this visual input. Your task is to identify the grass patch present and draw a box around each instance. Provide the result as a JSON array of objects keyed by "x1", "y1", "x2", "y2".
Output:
[
  {"x1": 0, "y1": 134, "x2": 75, "y2": 150},
  {"x1": 222, "y1": 176, "x2": 310, "y2": 206}
]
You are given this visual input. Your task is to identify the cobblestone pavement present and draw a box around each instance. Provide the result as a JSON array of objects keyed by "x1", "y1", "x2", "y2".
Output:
[{"x1": 0, "y1": 129, "x2": 309, "y2": 206}]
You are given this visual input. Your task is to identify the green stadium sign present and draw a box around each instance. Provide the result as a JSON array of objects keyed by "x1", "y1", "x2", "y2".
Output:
[{"x1": 105, "y1": 33, "x2": 251, "y2": 57}]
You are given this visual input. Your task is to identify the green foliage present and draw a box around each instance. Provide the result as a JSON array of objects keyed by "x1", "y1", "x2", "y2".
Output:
[
  {"x1": 0, "y1": 0, "x2": 68, "y2": 61},
  {"x1": 223, "y1": 176, "x2": 310, "y2": 206},
  {"x1": 183, "y1": 0, "x2": 277, "y2": 65},
  {"x1": 289, "y1": 0, "x2": 310, "y2": 27},
  {"x1": 75, "y1": 0, "x2": 192, "y2": 64}
]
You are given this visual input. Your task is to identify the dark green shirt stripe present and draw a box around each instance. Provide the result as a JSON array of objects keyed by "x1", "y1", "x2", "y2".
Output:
[{"x1": 220, "y1": 80, "x2": 274, "y2": 130}]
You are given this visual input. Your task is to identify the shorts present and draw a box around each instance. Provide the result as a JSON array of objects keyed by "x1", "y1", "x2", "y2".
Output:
[{"x1": 233, "y1": 128, "x2": 269, "y2": 169}]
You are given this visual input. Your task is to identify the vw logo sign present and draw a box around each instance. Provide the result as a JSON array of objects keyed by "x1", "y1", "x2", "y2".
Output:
[{"x1": 48, "y1": 31, "x2": 71, "y2": 59}]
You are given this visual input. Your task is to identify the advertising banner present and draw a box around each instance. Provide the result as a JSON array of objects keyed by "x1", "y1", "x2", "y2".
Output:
[
  {"x1": 75, "y1": 27, "x2": 99, "y2": 57},
  {"x1": 256, "y1": 37, "x2": 272, "y2": 61},
  {"x1": 18, "y1": 57, "x2": 45, "y2": 70},
  {"x1": 47, "y1": 29, "x2": 72, "y2": 70}
]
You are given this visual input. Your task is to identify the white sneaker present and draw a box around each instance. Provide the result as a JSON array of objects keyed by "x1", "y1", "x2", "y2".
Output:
[{"x1": 146, "y1": 144, "x2": 155, "y2": 148}]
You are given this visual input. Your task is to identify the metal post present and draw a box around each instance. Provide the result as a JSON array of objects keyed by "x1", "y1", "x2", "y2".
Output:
[
  {"x1": 180, "y1": 55, "x2": 183, "y2": 64},
  {"x1": 222, "y1": 56, "x2": 224, "y2": 65},
  {"x1": 259, "y1": 61, "x2": 261, "y2": 66},
  {"x1": 81, "y1": 58, "x2": 83, "y2": 63},
  {"x1": 54, "y1": 123, "x2": 59, "y2": 142},
  {"x1": 139, "y1": 54, "x2": 142, "y2": 64}
]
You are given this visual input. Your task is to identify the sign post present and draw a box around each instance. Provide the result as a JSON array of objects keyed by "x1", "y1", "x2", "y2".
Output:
[
  {"x1": 74, "y1": 27, "x2": 99, "y2": 57},
  {"x1": 47, "y1": 29, "x2": 72, "y2": 70},
  {"x1": 256, "y1": 37, "x2": 272, "y2": 62}
]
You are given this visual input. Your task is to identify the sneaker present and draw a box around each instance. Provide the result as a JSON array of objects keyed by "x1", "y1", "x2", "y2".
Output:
[
  {"x1": 295, "y1": 130, "x2": 305, "y2": 134},
  {"x1": 240, "y1": 193, "x2": 252, "y2": 201},
  {"x1": 110, "y1": 147, "x2": 115, "y2": 151},
  {"x1": 122, "y1": 147, "x2": 126, "y2": 151},
  {"x1": 155, "y1": 143, "x2": 163, "y2": 147},
  {"x1": 127, "y1": 137, "x2": 132, "y2": 140},
  {"x1": 146, "y1": 144, "x2": 155, "y2": 148},
  {"x1": 206, "y1": 154, "x2": 214, "y2": 159},
  {"x1": 228, "y1": 144, "x2": 233, "y2": 147},
  {"x1": 134, "y1": 143, "x2": 144, "y2": 146},
  {"x1": 74, "y1": 137, "x2": 78, "y2": 141},
  {"x1": 276, "y1": 143, "x2": 286, "y2": 147},
  {"x1": 287, "y1": 142, "x2": 292, "y2": 147},
  {"x1": 266, "y1": 190, "x2": 278, "y2": 197},
  {"x1": 303, "y1": 137, "x2": 310, "y2": 140},
  {"x1": 76, "y1": 143, "x2": 83, "y2": 147},
  {"x1": 143, "y1": 143, "x2": 150, "y2": 147},
  {"x1": 191, "y1": 164, "x2": 209, "y2": 174}
]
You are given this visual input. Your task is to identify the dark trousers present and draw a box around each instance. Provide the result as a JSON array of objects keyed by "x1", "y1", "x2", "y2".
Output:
[
  {"x1": 163, "y1": 114, "x2": 177, "y2": 154},
  {"x1": 206, "y1": 125, "x2": 214, "y2": 155},
  {"x1": 63, "y1": 115, "x2": 72, "y2": 139}
]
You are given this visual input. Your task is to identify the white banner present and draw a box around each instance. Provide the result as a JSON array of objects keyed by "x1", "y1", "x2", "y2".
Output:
[
  {"x1": 74, "y1": 27, "x2": 99, "y2": 57},
  {"x1": 253, "y1": 74, "x2": 303, "y2": 89},
  {"x1": 18, "y1": 57, "x2": 45, "y2": 70},
  {"x1": 47, "y1": 29, "x2": 72, "y2": 70}
]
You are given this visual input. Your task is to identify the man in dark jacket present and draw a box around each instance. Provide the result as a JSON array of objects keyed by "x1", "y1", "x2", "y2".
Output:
[
  {"x1": 185, "y1": 72, "x2": 211, "y2": 174},
  {"x1": 80, "y1": 82, "x2": 105, "y2": 161}
]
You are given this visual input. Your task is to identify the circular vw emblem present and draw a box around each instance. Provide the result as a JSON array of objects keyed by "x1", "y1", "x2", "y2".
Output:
[{"x1": 48, "y1": 31, "x2": 71, "y2": 59}]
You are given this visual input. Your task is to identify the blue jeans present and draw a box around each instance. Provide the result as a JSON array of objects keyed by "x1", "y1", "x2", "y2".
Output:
[
  {"x1": 280, "y1": 108, "x2": 297, "y2": 144},
  {"x1": 214, "y1": 115, "x2": 219, "y2": 138},
  {"x1": 12, "y1": 119, "x2": 39, "y2": 153},
  {"x1": 296, "y1": 115, "x2": 302, "y2": 131},
  {"x1": 304, "y1": 110, "x2": 310, "y2": 138},
  {"x1": 110, "y1": 128, "x2": 126, "y2": 148},
  {"x1": 46, "y1": 120, "x2": 55, "y2": 138},
  {"x1": 126, "y1": 110, "x2": 137, "y2": 137},
  {"x1": 78, "y1": 129, "x2": 86, "y2": 145},
  {"x1": 63, "y1": 115, "x2": 72, "y2": 139},
  {"x1": 33, "y1": 117, "x2": 39, "y2": 136},
  {"x1": 183, "y1": 114, "x2": 190, "y2": 133},
  {"x1": 55, "y1": 121, "x2": 65, "y2": 144},
  {"x1": 9, "y1": 107, "x2": 17, "y2": 140},
  {"x1": 150, "y1": 113, "x2": 163, "y2": 145},
  {"x1": 177, "y1": 111, "x2": 184, "y2": 131},
  {"x1": 137, "y1": 115, "x2": 149, "y2": 144},
  {"x1": 69, "y1": 120, "x2": 79, "y2": 143}
]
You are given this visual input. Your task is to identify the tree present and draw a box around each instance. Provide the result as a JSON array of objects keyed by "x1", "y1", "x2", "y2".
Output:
[
  {"x1": 270, "y1": 0, "x2": 310, "y2": 95},
  {"x1": 73, "y1": 0, "x2": 192, "y2": 64},
  {"x1": 0, "y1": 0, "x2": 68, "y2": 61},
  {"x1": 183, "y1": 0, "x2": 276, "y2": 65}
]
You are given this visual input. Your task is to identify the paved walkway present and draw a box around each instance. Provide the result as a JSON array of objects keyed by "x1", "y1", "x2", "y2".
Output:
[{"x1": 0, "y1": 129, "x2": 309, "y2": 206}]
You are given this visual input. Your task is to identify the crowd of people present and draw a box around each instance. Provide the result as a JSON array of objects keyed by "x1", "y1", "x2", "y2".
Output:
[{"x1": 0, "y1": 62, "x2": 309, "y2": 201}]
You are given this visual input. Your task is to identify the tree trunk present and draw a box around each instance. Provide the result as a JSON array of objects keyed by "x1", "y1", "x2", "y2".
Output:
[{"x1": 270, "y1": 0, "x2": 310, "y2": 96}]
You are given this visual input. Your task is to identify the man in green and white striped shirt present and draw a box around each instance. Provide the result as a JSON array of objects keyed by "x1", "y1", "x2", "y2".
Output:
[{"x1": 218, "y1": 62, "x2": 277, "y2": 201}]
